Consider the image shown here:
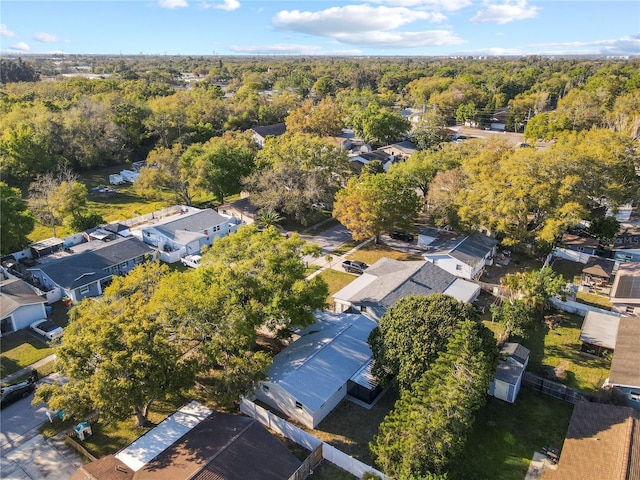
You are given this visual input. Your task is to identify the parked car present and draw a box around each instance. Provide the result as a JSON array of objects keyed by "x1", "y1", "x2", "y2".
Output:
[
  {"x1": 390, "y1": 231, "x2": 414, "y2": 242},
  {"x1": 342, "y1": 260, "x2": 368, "y2": 274},
  {"x1": 1, "y1": 381, "x2": 36, "y2": 409},
  {"x1": 180, "y1": 254, "x2": 202, "y2": 268},
  {"x1": 30, "y1": 319, "x2": 63, "y2": 341}
]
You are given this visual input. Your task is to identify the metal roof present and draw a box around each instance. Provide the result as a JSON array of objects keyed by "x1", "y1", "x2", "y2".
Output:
[{"x1": 579, "y1": 311, "x2": 621, "y2": 350}]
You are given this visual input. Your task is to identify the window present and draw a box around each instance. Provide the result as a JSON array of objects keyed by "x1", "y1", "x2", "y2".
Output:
[
  {"x1": 626, "y1": 306, "x2": 636, "y2": 314},
  {"x1": 295, "y1": 401, "x2": 303, "y2": 409},
  {"x1": 360, "y1": 306, "x2": 367, "y2": 312},
  {"x1": 79, "y1": 286, "x2": 90, "y2": 295},
  {"x1": 630, "y1": 392, "x2": 640, "y2": 402},
  {"x1": 119, "y1": 262, "x2": 128, "y2": 269}
]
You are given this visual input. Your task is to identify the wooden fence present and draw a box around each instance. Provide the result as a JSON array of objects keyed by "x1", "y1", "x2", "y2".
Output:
[
  {"x1": 288, "y1": 444, "x2": 323, "y2": 480},
  {"x1": 522, "y1": 372, "x2": 593, "y2": 404}
]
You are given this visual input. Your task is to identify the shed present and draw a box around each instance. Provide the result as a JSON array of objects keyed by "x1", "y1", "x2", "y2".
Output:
[
  {"x1": 488, "y1": 342, "x2": 530, "y2": 403},
  {"x1": 579, "y1": 311, "x2": 620, "y2": 356}
]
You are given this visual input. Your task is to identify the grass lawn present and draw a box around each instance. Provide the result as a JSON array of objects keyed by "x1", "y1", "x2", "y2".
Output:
[
  {"x1": 311, "y1": 388, "x2": 399, "y2": 466},
  {"x1": 0, "y1": 330, "x2": 54, "y2": 378},
  {"x1": 449, "y1": 389, "x2": 573, "y2": 480},
  {"x1": 513, "y1": 310, "x2": 611, "y2": 393},
  {"x1": 318, "y1": 269, "x2": 357, "y2": 300},
  {"x1": 575, "y1": 291, "x2": 612, "y2": 310},
  {"x1": 312, "y1": 461, "x2": 357, "y2": 480},
  {"x1": 345, "y1": 243, "x2": 424, "y2": 265}
]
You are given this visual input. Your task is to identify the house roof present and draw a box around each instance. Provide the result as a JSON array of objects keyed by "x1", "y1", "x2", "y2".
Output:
[
  {"x1": 333, "y1": 258, "x2": 479, "y2": 309},
  {"x1": 35, "y1": 237, "x2": 154, "y2": 290},
  {"x1": 152, "y1": 209, "x2": 227, "y2": 234},
  {"x1": 217, "y1": 198, "x2": 259, "y2": 217},
  {"x1": 541, "y1": 402, "x2": 640, "y2": 480},
  {"x1": 420, "y1": 228, "x2": 498, "y2": 266},
  {"x1": 0, "y1": 279, "x2": 46, "y2": 318},
  {"x1": 614, "y1": 234, "x2": 640, "y2": 251},
  {"x1": 500, "y1": 342, "x2": 530, "y2": 366},
  {"x1": 379, "y1": 141, "x2": 418, "y2": 156},
  {"x1": 449, "y1": 235, "x2": 499, "y2": 266},
  {"x1": 266, "y1": 311, "x2": 377, "y2": 412},
  {"x1": 251, "y1": 123, "x2": 286, "y2": 139},
  {"x1": 349, "y1": 150, "x2": 390, "y2": 164},
  {"x1": 579, "y1": 311, "x2": 620, "y2": 350},
  {"x1": 561, "y1": 232, "x2": 600, "y2": 248},
  {"x1": 72, "y1": 407, "x2": 301, "y2": 480},
  {"x1": 583, "y1": 258, "x2": 616, "y2": 279},
  {"x1": 608, "y1": 316, "x2": 640, "y2": 387},
  {"x1": 611, "y1": 262, "x2": 640, "y2": 301}
]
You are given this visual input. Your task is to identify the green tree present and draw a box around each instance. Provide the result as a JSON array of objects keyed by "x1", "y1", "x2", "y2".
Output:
[
  {"x1": 0, "y1": 182, "x2": 35, "y2": 254},
  {"x1": 410, "y1": 110, "x2": 450, "y2": 150},
  {"x1": 369, "y1": 294, "x2": 476, "y2": 390},
  {"x1": 34, "y1": 262, "x2": 196, "y2": 427},
  {"x1": 351, "y1": 104, "x2": 410, "y2": 146},
  {"x1": 371, "y1": 320, "x2": 497, "y2": 477},
  {"x1": 136, "y1": 143, "x2": 195, "y2": 206},
  {"x1": 490, "y1": 298, "x2": 534, "y2": 342},
  {"x1": 588, "y1": 216, "x2": 620, "y2": 244},
  {"x1": 333, "y1": 173, "x2": 420, "y2": 244},
  {"x1": 254, "y1": 207, "x2": 284, "y2": 229},
  {"x1": 502, "y1": 265, "x2": 567, "y2": 312},
  {"x1": 285, "y1": 98, "x2": 344, "y2": 137}
]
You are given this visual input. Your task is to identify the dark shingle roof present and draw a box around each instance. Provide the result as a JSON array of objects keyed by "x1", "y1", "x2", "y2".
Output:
[
  {"x1": 0, "y1": 279, "x2": 45, "y2": 318},
  {"x1": 609, "y1": 316, "x2": 640, "y2": 387},
  {"x1": 155, "y1": 209, "x2": 227, "y2": 234},
  {"x1": 500, "y1": 342, "x2": 530, "y2": 366},
  {"x1": 37, "y1": 237, "x2": 153, "y2": 289},
  {"x1": 450, "y1": 235, "x2": 499, "y2": 266},
  {"x1": 251, "y1": 123, "x2": 287, "y2": 138}
]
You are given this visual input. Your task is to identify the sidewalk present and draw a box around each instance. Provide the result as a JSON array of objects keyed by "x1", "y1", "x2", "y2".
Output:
[
  {"x1": 1, "y1": 354, "x2": 57, "y2": 386},
  {"x1": 306, "y1": 237, "x2": 374, "y2": 280}
]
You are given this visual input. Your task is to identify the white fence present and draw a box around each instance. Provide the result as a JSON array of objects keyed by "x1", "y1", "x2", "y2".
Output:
[
  {"x1": 550, "y1": 297, "x2": 617, "y2": 317},
  {"x1": 552, "y1": 248, "x2": 596, "y2": 265},
  {"x1": 240, "y1": 398, "x2": 389, "y2": 480}
]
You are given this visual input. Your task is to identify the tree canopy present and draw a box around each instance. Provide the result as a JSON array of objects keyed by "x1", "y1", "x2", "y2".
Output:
[{"x1": 0, "y1": 182, "x2": 35, "y2": 254}]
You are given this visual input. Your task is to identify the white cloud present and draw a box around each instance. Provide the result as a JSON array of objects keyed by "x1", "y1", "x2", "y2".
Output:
[
  {"x1": 214, "y1": 0, "x2": 240, "y2": 11},
  {"x1": 158, "y1": 0, "x2": 188, "y2": 8},
  {"x1": 10, "y1": 42, "x2": 30, "y2": 51},
  {"x1": 229, "y1": 43, "x2": 325, "y2": 55},
  {"x1": 533, "y1": 34, "x2": 640, "y2": 56},
  {"x1": 273, "y1": 5, "x2": 446, "y2": 36},
  {"x1": 34, "y1": 32, "x2": 60, "y2": 43},
  {"x1": 369, "y1": 0, "x2": 472, "y2": 11},
  {"x1": 1, "y1": 24, "x2": 17, "y2": 38},
  {"x1": 471, "y1": 1, "x2": 540, "y2": 24},
  {"x1": 334, "y1": 30, "x2": 466, "y2": 48}
]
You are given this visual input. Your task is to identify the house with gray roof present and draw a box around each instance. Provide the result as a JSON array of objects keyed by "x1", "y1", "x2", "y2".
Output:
[
  {"x1": 0, "y1": 278, "x2": 47, "y2": 335},
  {"x1": 332, "y1": 257, "x2": 481, "y2": 321},
  {"x1": 250, "y1": 123, "x2": 287, "y2": 147},
  {"x1": 579, "y1": 310, "x2": 621, "y2": 356},
  {"x1": 419, "y1": 227, "x2": 499, "y2": 280},
  {"x1": 138, "y1": 208, "x2": 232, "y2": 263},
  {"x1": 605, "y1": 316, "x2": 640, "y2": 409},
  {"x1": 488, "y1": 342, "x2": 530, "y2": 403},
  {"x1": 610, "y1": 262, "x2": 640, "y2": 316},
  {"x1": 255, "y1": 311, "x2": 379, "y2": 428},
  {"x1": 26, "y1": 237, "x2": 154, "y2": 304}
]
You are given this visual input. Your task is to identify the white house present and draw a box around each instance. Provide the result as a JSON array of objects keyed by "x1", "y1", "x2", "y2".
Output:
[
  {"x1": 137, "y1": 207, "x2": 233, "y2": 263},
  {"x1": 0, "y1": 279, "x2": 47, "y2": 336},
  {"x1": 419, "y1": 227, "x2": 498, "y2": 280},
  {"x1": 604, "y1": 316, "x2": 640, "y2": 409},
  {"x1": 255, "y1": 311, "x2": 379, "y2": 429},
  {"x1": 332, "y1": 257, "x2": 480, "y2": 321},
  {"x1": 488, "y1": 342, "x2": 530, "y2": 403}
]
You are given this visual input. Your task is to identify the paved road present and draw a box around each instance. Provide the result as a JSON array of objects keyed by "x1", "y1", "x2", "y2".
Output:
[{"x1": 300, "y1": 222, "x2": 353, "y2": 267}]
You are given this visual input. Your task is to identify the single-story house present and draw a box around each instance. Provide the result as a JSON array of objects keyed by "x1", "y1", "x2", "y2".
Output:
[
  {"x1": 378, "y1": 141, "x2": 418, "y2": 160},
  {"x1": 489, "y1": 107, "x2": 508, "y2": 131},
  {"x1": 540, "y1": 402, "x2": 640, "y2": 480},
  {"x1": 488, "y1": 343, "x2": 530, "y2": 403},
  {"x1": 0, "y1": 279, "x2": 47, "y2": 336},
  {"x1": 255, "y1": 311, "x2": 379, "y2": 429},
  {"x1": 217, "y1": 197, "x2": 259, "y2": 225},
  {"x1": 348, "y1": 149, "x2": 393, "y2": 173},
  {"x1": 419, "y1": 227, "x2": 499, "y2": 280},
  {"x1": 27, "y1": 237, "x2": 154, "y2": 304},
  {"x1": 560, "y1": 232, "x2": 600, "y2": 256},
  {"x1": 581, "y1": 257, "x2": 616, "y2": 292},
  {"x1": 332, "y1": 257, "x2": 481, "y2": 321},
  {"x1": 579, "y1": 310, "x2": 621, "y2": 356},
  {"x1": 605, "y1": 316, "x2": 640, "y2": 409},
  {"x1": 250, "y1": 123, "x2": 287, "y2": 147},
  {"x1": 610, "y1": 262, "x2": 640, "y2": 316},
  {"x1": 138, "y1": 208, "x2": 232, "y2": 263},
  {"x1": 613, "y1": 232, "x2": 640, "y2": 263},
  {"x1": 71, "y1": 402, "x2": 302, "y2": 480}
]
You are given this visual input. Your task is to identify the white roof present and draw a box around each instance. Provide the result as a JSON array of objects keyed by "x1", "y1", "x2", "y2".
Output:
[
  {"x1": 115, "y1": 401, "x2": 212, "y2": 471},
  {"x1": 266, "y1": 311, "x2": 376, "y2": 412},
  {"x1": 443, "y1": 278, "x2": 481, "y2": 303},
  {"x1": 579, "y1": 311, "x2": 621, "y2": 350}
]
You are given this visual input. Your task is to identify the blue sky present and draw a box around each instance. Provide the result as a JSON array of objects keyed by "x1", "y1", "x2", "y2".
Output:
[{"x1": 1, "y1": 0, "x2": 639, "y2": 57}]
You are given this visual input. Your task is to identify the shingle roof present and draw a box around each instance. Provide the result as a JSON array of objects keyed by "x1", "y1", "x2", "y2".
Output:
[
  {"x1": 541, "y1": 402, "x2": 640, "y2": 480},
  {"x1": 251, "y1": 123, "x2": 287, "y2": 138},
  {"x1": 500, "y1": 342, "x2": 530, "y2": 366},
  {"x1": 153, "y1": 208, "x2": 227, "y2": 234},
  {"x1": 36, "y1": 237, "x2": 154, "y2": 290},
  {"x1": 561, "y1": 232, "x2": 600, "y2": 248},
  {"x1": 494, "y1": 360, "x2": 524, "y2": 385},
  {"x1": 449, "y1": 235, "x2": 499, "y2": 266},
  {"x1": 608, "y1": 316, "x2": 640, "y2": 387},
  {"x1": 583, "y1": 258, "x2": 616, "y2": 279},
  {"x1": 0, "y1": 279, "x2": 46, "y2": 318}
]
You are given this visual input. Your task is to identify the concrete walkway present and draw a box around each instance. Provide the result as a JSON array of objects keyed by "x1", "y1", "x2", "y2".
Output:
[
  {"x1": 1, "y1": 355, "x2": 57, "y2": 387},
  {"x1": 525, "y1": 451, "x2": 557, "y2": 479}
]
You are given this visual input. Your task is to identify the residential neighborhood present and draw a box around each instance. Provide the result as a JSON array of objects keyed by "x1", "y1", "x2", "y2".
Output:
[{"x1": 1, "y1": 52, "x2": 639, "y2": 480}]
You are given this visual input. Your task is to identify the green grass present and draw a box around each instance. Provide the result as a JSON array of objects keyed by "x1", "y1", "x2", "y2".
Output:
[
  {"x1": 318, "y1": 269, "x2": 357, "y2": 303},
  {"x1": 513, "y1": 311, "x2": 611, "y2": 393},
  {"x1": 449, "y1": 389, "x2": 573, "y2": 480},
  {"x1": 331, "y1": 240, "x2": 360, "y2": 256},
  {"x1": 311, "y1": 462, "x2": 357, "y2": 480},
  {"x1": 0, "y1": 330, "x2": 54, "y2": 378},
  {"x1": 346, "y1": 243, "x2": 424, "y2": 265},
  {"x1": 575, "y1": 291, "x2": 612, "y2": 310}
]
